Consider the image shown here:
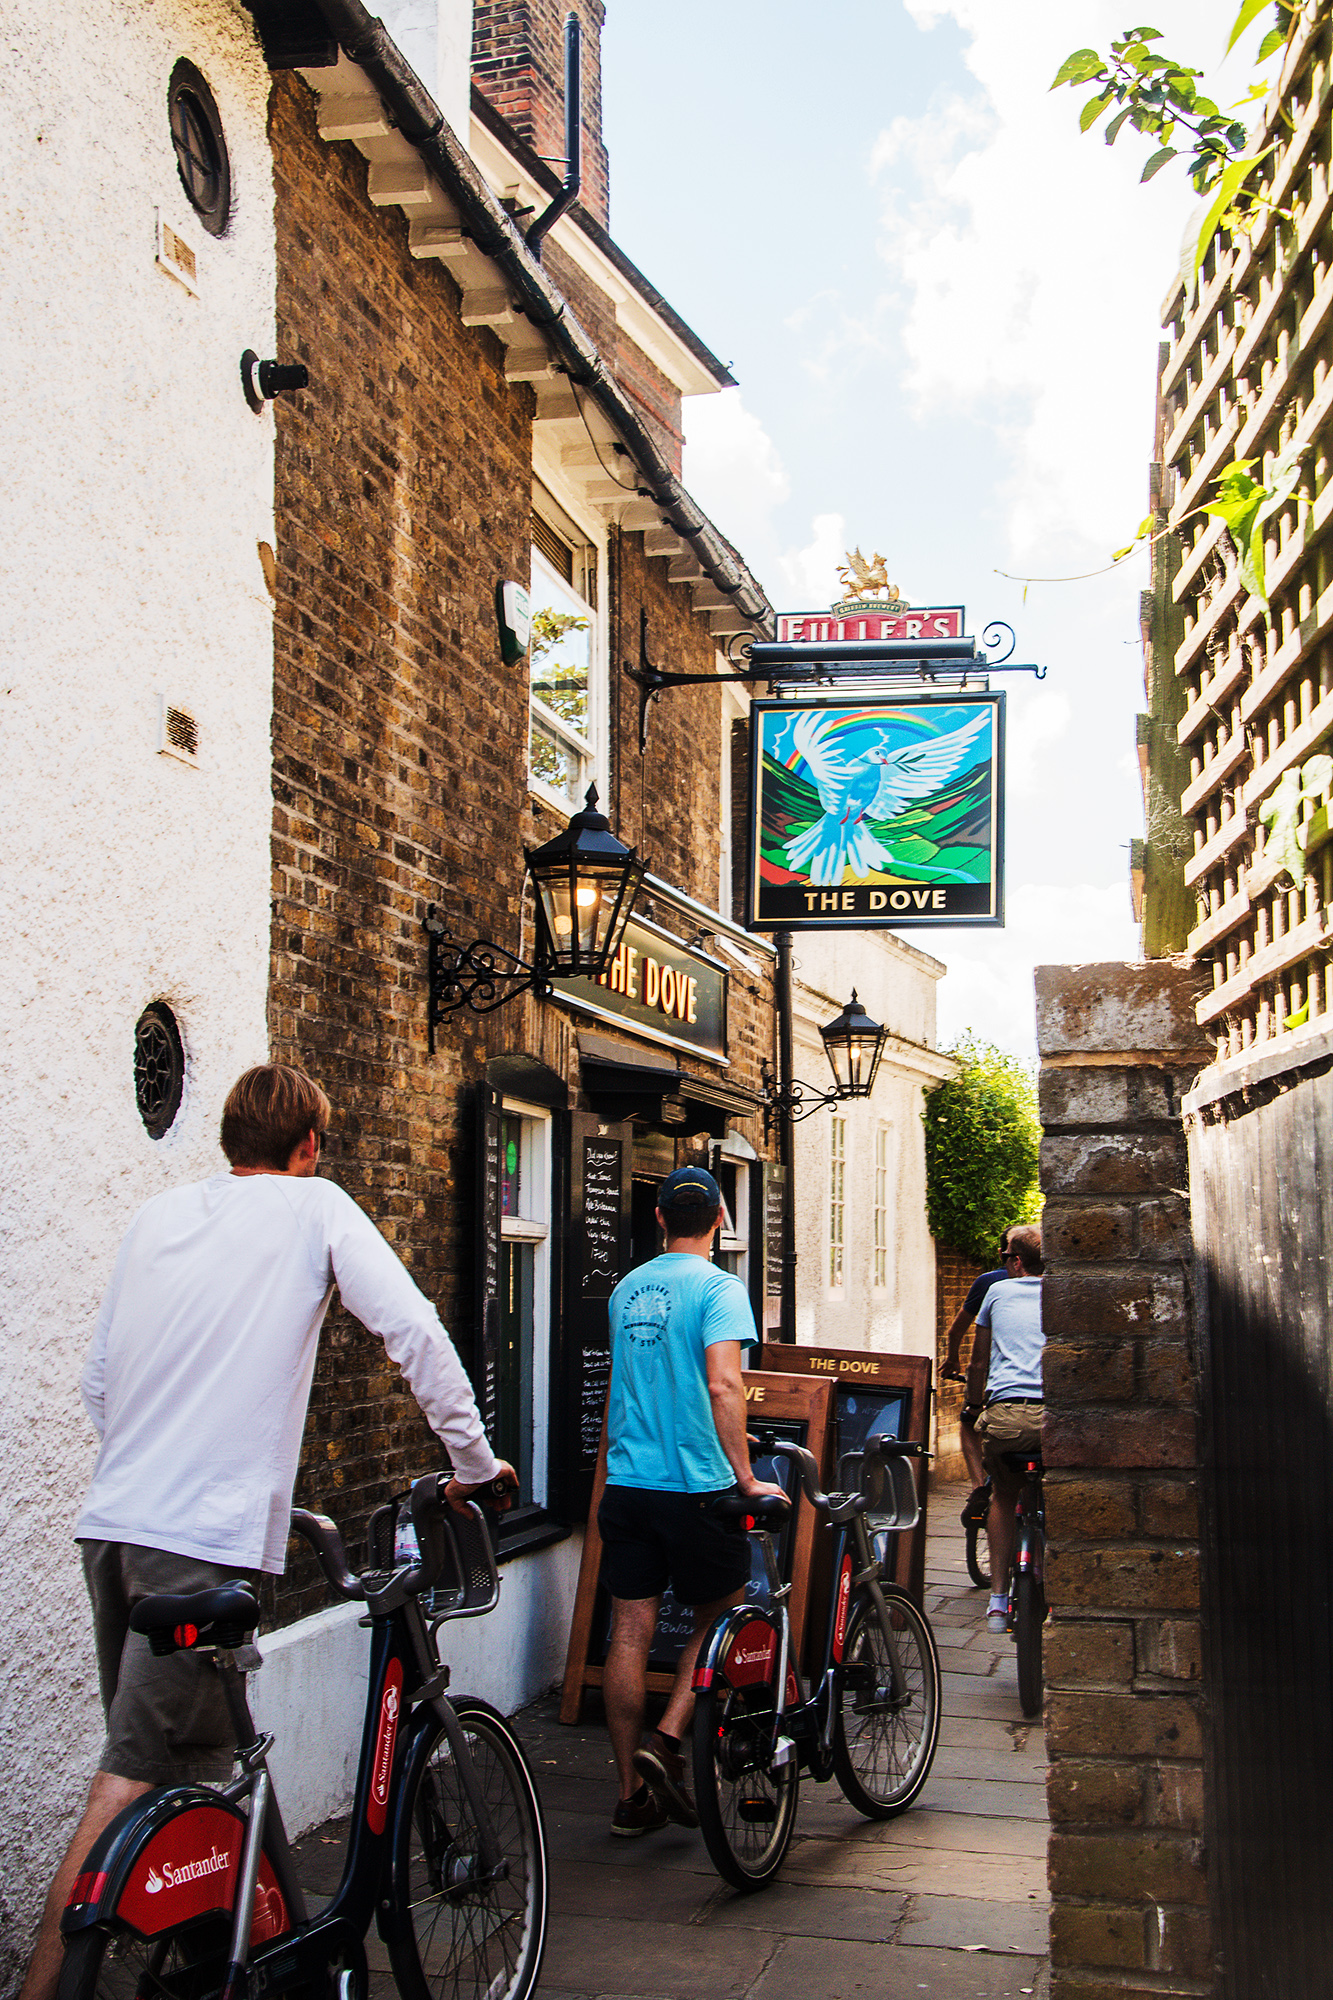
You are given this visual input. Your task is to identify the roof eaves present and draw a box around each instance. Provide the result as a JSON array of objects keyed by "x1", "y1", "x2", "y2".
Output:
[
  {"x1": 281, "y1": 0, "x2": 772, "y2": 632},
  {"x1": 468, "y1": 85, "x2": 737, "y2": 390}
]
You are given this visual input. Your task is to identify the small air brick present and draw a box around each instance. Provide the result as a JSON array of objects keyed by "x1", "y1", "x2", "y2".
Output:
[{"x1": 159, "y1": 698, "x2": 199, "y2": 765}]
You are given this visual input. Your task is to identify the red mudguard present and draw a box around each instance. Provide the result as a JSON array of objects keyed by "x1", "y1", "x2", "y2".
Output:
[
  {"x1": 62, "y1": 1787, "x2": 289, "y2": 1945},
  {"x1": 691, "y1": 1605, "x2": 800, "y2": 1706}
]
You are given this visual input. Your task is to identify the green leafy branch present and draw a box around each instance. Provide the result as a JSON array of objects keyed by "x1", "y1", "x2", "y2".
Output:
[
  {"x1": 1199, "y1": 439, "x2": 1309, "y2": 604},
  {"x1": 529, "y1": 606, "x2": 589, "y2": 670},
  {"x1": 1000, "y1": 440, "x2": 1308, "y2": 602},
  {"x1": 1052, "y1": 4, "x2": 1302, "y2": 296}
]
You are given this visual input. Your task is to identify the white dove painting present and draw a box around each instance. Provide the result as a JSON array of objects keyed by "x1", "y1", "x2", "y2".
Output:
[{"x1": 752, "y1": 698, "x2": 1002, "y2": 929}]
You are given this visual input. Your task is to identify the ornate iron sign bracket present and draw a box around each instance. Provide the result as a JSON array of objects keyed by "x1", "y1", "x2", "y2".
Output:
[{"x1": 623, "y1": 612, "x2": 1044, "y2": 753}]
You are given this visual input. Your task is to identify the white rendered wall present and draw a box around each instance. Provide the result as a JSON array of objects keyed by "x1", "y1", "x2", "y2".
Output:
[
  {"x1": 790, "y1": 933, "x2": 953, "y2": 1358},
  {"x1": 0, "y1": 2, "x2": 275, "y2": 1979},
  {"x1": 251, "y1": 1536, "x2": 583, "y2": 1838}
]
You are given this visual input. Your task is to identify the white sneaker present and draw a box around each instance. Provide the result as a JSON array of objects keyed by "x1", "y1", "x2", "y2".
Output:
[{"x1": 986, "y1": 1598, "x2": 1009, "y2": 1635}]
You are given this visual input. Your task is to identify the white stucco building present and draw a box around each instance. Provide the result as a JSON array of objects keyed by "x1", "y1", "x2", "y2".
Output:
[
  {"x1": 0, "y1": 0, "x2": 276, "y2": 1966},
  {"x1": 789, "y1": 932, "x2": 954, "y2": 1359}
]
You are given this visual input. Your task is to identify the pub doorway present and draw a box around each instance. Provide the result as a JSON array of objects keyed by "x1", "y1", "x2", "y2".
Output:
[{"x1": 630, "y1": 1178, "x2": 662, "y2": 1270}]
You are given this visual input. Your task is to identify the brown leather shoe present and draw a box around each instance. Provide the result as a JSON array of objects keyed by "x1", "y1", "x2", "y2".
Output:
[
  {"x1": 611, "y1": 1783, "x2": 669, "y2": 1837},
  {"x1": 633, "y1": 1731, "x2": 699, "y2": 1828}
]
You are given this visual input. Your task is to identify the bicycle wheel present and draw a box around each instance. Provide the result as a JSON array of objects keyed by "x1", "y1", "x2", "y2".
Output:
[
  {"x1": 832, "y1": 1590, "x2": 940, "y2": 1819},
  {"x1": 692, "y1": 1668, "x2": 799, "y2": 1891},
  {"x1": 59, "y1": 1917, "x2": 231, "y2": 2000},
  {"x1": 1015, "y1": 1572, "x2": 1044, "y2": 1718},
  {"x1": 965, "y1": 1520, "x2": 990, "y2": 1591},
  {"x1": 389, "y1": 1696, "x2": 547, "y2": 2000}
]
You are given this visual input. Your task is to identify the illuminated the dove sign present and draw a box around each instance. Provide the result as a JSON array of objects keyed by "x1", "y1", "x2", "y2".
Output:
[{"x1": 748, "y1": 694, "x2": 1004, "y2": 931}]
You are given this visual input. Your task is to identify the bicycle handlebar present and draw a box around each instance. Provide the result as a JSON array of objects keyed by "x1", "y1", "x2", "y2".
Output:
[{"x1": 289, "y1": 1508, "x2": 367, "y2": 1601}]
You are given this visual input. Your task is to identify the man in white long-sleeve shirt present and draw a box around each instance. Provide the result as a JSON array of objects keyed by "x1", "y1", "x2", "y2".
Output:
[{"x1": 20, "y1": 1063, "x2": 512, "y2": 2000}]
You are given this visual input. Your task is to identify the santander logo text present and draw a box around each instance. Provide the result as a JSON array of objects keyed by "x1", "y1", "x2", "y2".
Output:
[
  {"x1": 143, "y1": 1847, "x2": 230, "y2": 1895},
  {"x1": 366, "y1": 1660, "x2": 404, "y2": 1834}
]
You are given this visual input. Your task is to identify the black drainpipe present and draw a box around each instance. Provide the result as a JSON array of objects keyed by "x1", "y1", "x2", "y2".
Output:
[{"x1": 526, "y1": 13, "x2": 581, "y2": 261}]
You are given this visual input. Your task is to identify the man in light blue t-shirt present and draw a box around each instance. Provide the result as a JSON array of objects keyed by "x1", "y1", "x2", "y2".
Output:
[{"x1": 598, "y1": 1166, "x2": 784, "y2": 1839}]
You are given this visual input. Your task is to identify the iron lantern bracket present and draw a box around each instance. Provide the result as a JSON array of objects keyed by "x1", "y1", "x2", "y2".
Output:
[
  {"x1": 759, "y1": 1058, "x2": 855, "y2": 1142},
  {"x1": 424, "y1": 906, "x2": 552, "y2": 1046}
]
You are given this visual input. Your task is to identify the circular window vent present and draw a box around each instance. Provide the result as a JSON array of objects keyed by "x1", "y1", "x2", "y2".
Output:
[
  {"x1": 135, "y1": 1004, "x2": 185, "y2": 1140},
  {"x1": 168, "y1": 60, "x2": 230, "y2": 237}
]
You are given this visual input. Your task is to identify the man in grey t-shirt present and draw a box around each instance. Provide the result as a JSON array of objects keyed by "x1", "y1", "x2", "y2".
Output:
[{"x1": 973, "y1": 1225, "x2": 1043, "y2": 1632}]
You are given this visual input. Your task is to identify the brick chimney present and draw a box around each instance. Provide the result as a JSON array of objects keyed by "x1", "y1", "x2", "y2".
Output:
[{"x1": 472, "y1": 0, "x2": 611, "y2": 230}]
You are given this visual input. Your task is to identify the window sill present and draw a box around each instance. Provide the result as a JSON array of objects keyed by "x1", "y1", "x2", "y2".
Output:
[{"x1": 494, "y1": 1505, "x2": 573, "y2": 1564}]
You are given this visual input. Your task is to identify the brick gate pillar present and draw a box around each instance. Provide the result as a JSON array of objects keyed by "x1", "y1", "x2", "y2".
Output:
[{"x1": 1035, "y1": 960, "x2": 1213, "y2": 2000}]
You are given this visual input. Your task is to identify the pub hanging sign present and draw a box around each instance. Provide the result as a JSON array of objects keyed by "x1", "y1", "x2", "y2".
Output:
[{"x1": 747, "y1": 692, "x2": 1004, "y2": 931}]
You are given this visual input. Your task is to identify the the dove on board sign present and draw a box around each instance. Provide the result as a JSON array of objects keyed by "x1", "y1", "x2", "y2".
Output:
[{"x1": 782, "y1": 707, "x2": 992, "y2": 888}]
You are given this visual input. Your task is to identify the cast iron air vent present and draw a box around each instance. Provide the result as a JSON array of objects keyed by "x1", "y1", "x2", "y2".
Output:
[
  {"x1": 134, "y1": 1004, "x2": 185, "y2": 1140},
  {"x1": 169, "y1": 61, "x2": 230, "y2": 237}
]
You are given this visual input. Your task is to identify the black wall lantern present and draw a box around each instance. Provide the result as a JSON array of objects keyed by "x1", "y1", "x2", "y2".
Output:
[
  {"x1": 761, "y1": 988, "x2": 889, "y2": 1139},
  {"x1": 425, "y1": 785, "x2": 645, "y2": 1044}
]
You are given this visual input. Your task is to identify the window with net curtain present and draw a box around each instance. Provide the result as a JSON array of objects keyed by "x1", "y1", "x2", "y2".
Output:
[{"x1": 529, "y1": 510, "x2": 599, "y2": 809}]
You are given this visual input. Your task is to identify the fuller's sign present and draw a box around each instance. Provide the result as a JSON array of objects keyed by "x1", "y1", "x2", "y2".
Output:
[
  {"x1": 774, "y1": 605, "x2": 964, "y2": 644},
  {"x1": 747, "y1": 693, "x2": 1004, "y2": 931}
]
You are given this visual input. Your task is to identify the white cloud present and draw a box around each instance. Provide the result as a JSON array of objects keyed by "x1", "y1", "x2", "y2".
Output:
[
  {"x1": 777, "y1": 513, "x2": 847, "y2": 606},
  {"x1": 935, "y1": 879, "x2": 1140, "y2": 1056},
  {"x1": 870, "y1": 1, "x2": 1258, "y2": 565},
  {"x1": 1007, "y1": 688, "x2": 1071, "y2": 798},
  {"x1": 682, "y1": 389, "x2": 789, "y2": 569}
]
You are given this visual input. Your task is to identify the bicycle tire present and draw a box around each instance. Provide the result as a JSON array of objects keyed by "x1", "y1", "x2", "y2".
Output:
[
  {"x1": 388, "y1": 1696, "x2": 547, "y2": 2000},
  {"x1": 1015, "y1": 1571, "x2": 1044, "y2": 1718},
  {"x1": 964, "y1": 1521, "x2": 990, "y2": 1591},
  {"x1": 58, "y1": 1915, "x2": 233, "y2": 2000},
  {"x1": 832, "y1": 1590, "x2": 940, "y2": 1819},
  {"x1": 692, "y1": 1662, "x2": 799, "y2": 1891}
]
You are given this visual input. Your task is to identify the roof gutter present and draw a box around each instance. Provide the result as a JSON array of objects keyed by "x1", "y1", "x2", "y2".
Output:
[{"x1": 299, "y1": 0, "x2": 774, "y2": 632}]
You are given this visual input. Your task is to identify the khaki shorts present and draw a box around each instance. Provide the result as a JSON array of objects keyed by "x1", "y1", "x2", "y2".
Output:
[
  {"x1": 81, "y1": 1541, "x2": 258, "y2": 1786},
  {"x1": 974, "y1": 1400, "x2": 1044, "y2": 1479}
]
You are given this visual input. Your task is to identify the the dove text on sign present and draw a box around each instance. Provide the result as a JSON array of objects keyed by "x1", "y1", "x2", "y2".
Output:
[{"x1": 748, "y1": 693, "x2": 1004, "y2": 931}]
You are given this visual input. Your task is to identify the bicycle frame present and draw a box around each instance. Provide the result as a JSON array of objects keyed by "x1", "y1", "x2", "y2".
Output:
[
  {"x1": 692, "y1": 1446, "x2": 916, "y2": 1786},
  {"x1": 63, "y1": 1494, "x2": 508, "y2": 2000},
  {"x1": 1010, "y1": 1458, "x2": 1045, "y2": 1595}
]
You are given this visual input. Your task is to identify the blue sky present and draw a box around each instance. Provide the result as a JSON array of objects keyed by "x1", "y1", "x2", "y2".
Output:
[{"x1": 602, "y1": 1, "x2": 1269, "y2": 1053}]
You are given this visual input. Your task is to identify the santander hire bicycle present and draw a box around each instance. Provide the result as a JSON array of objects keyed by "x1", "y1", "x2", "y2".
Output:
[{"x1": 58, "y1": 1474, "x2": 547, "y2": 2000}]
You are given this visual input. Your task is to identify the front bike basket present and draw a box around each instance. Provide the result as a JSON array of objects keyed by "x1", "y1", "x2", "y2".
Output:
[
  {"x1": 837, "y1": 1448, "x2": 921, "y2": 1532},
  {"x1": 369, "y1": 1486, "x2": 501, "y2": 1623}
]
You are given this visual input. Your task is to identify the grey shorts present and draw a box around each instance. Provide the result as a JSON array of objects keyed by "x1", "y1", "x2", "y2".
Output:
[
  {"x1": 81, "y1": 1540, "x2": 258, "y2": 1786},
  {"x1": 974, "y1": 1400, "x2": 1044, "y2": 1479}
]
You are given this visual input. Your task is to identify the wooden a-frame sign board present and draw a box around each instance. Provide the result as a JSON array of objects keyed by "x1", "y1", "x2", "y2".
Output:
[
  {"x1": 758, "y1": 1345, "x2": 933, "y2": 1609},
  {"x1": 558, "y1": 1370, "x2": 834, "y2": 1726}
]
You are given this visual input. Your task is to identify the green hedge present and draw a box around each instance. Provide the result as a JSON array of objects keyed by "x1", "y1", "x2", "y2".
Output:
[{"x1": 922, "y1": 1034, "x2": 1042, "y2": 1265}]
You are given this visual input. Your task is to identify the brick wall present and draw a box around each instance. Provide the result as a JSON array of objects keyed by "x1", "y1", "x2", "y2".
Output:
[
  {"x1": 1036, "y1": 960, "x2": 1213, "y2": 2000},
  {"x1": 934, "y1": 1241, "x2": 984, "y2": 1480},
  {"x1": 265, "y1": 73, "x2": 775, "y2": 1623},
  {"x1": 472, "y1": 0, "x2": 611, "y2": 229}
]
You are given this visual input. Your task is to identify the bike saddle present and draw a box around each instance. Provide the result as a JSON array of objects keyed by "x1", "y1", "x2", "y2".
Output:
[
  {"x1": 999, "y1": 1450, "x2": 1043, "y2": 1474},
  {"x1": 712, "y1": 1490, "x2": 791, "y2": 1529},
  {"x1": 130, "y1": 1584, "x2": 259, "y2": 1656}
]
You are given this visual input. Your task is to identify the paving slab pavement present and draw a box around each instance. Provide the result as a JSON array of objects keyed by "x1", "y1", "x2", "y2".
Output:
[{"x1": 288, "y1": 1481, "x2": 1050, "y2": 1999}]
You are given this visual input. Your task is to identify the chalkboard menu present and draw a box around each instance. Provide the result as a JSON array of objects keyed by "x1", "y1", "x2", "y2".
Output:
[
  {"x1": 552, "y1": 1112, "x2": 633, "y2": 1521},
  {"x1": 474, "y1": 1084, "x2": 503, "y2": 1435},
  {"x1": 749, "y1": 1162, "x2": 787, "y2": 1338},
  {"x1": 582, "y1": 1141, "x2": 622, "y2": 1297},
  {"x1": 764, "y1": 1168, "x2": 786, "y2": 1298}
]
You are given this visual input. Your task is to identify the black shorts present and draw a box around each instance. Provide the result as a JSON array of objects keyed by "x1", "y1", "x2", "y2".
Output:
[{"x1": 597, "y1": 1485, "x2": 751, "y2": 1606}]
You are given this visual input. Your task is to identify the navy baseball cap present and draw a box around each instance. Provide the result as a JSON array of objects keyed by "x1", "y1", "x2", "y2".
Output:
[{"x1": 658, "y1": 1166, "x2": 721, "y2": 1206}]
